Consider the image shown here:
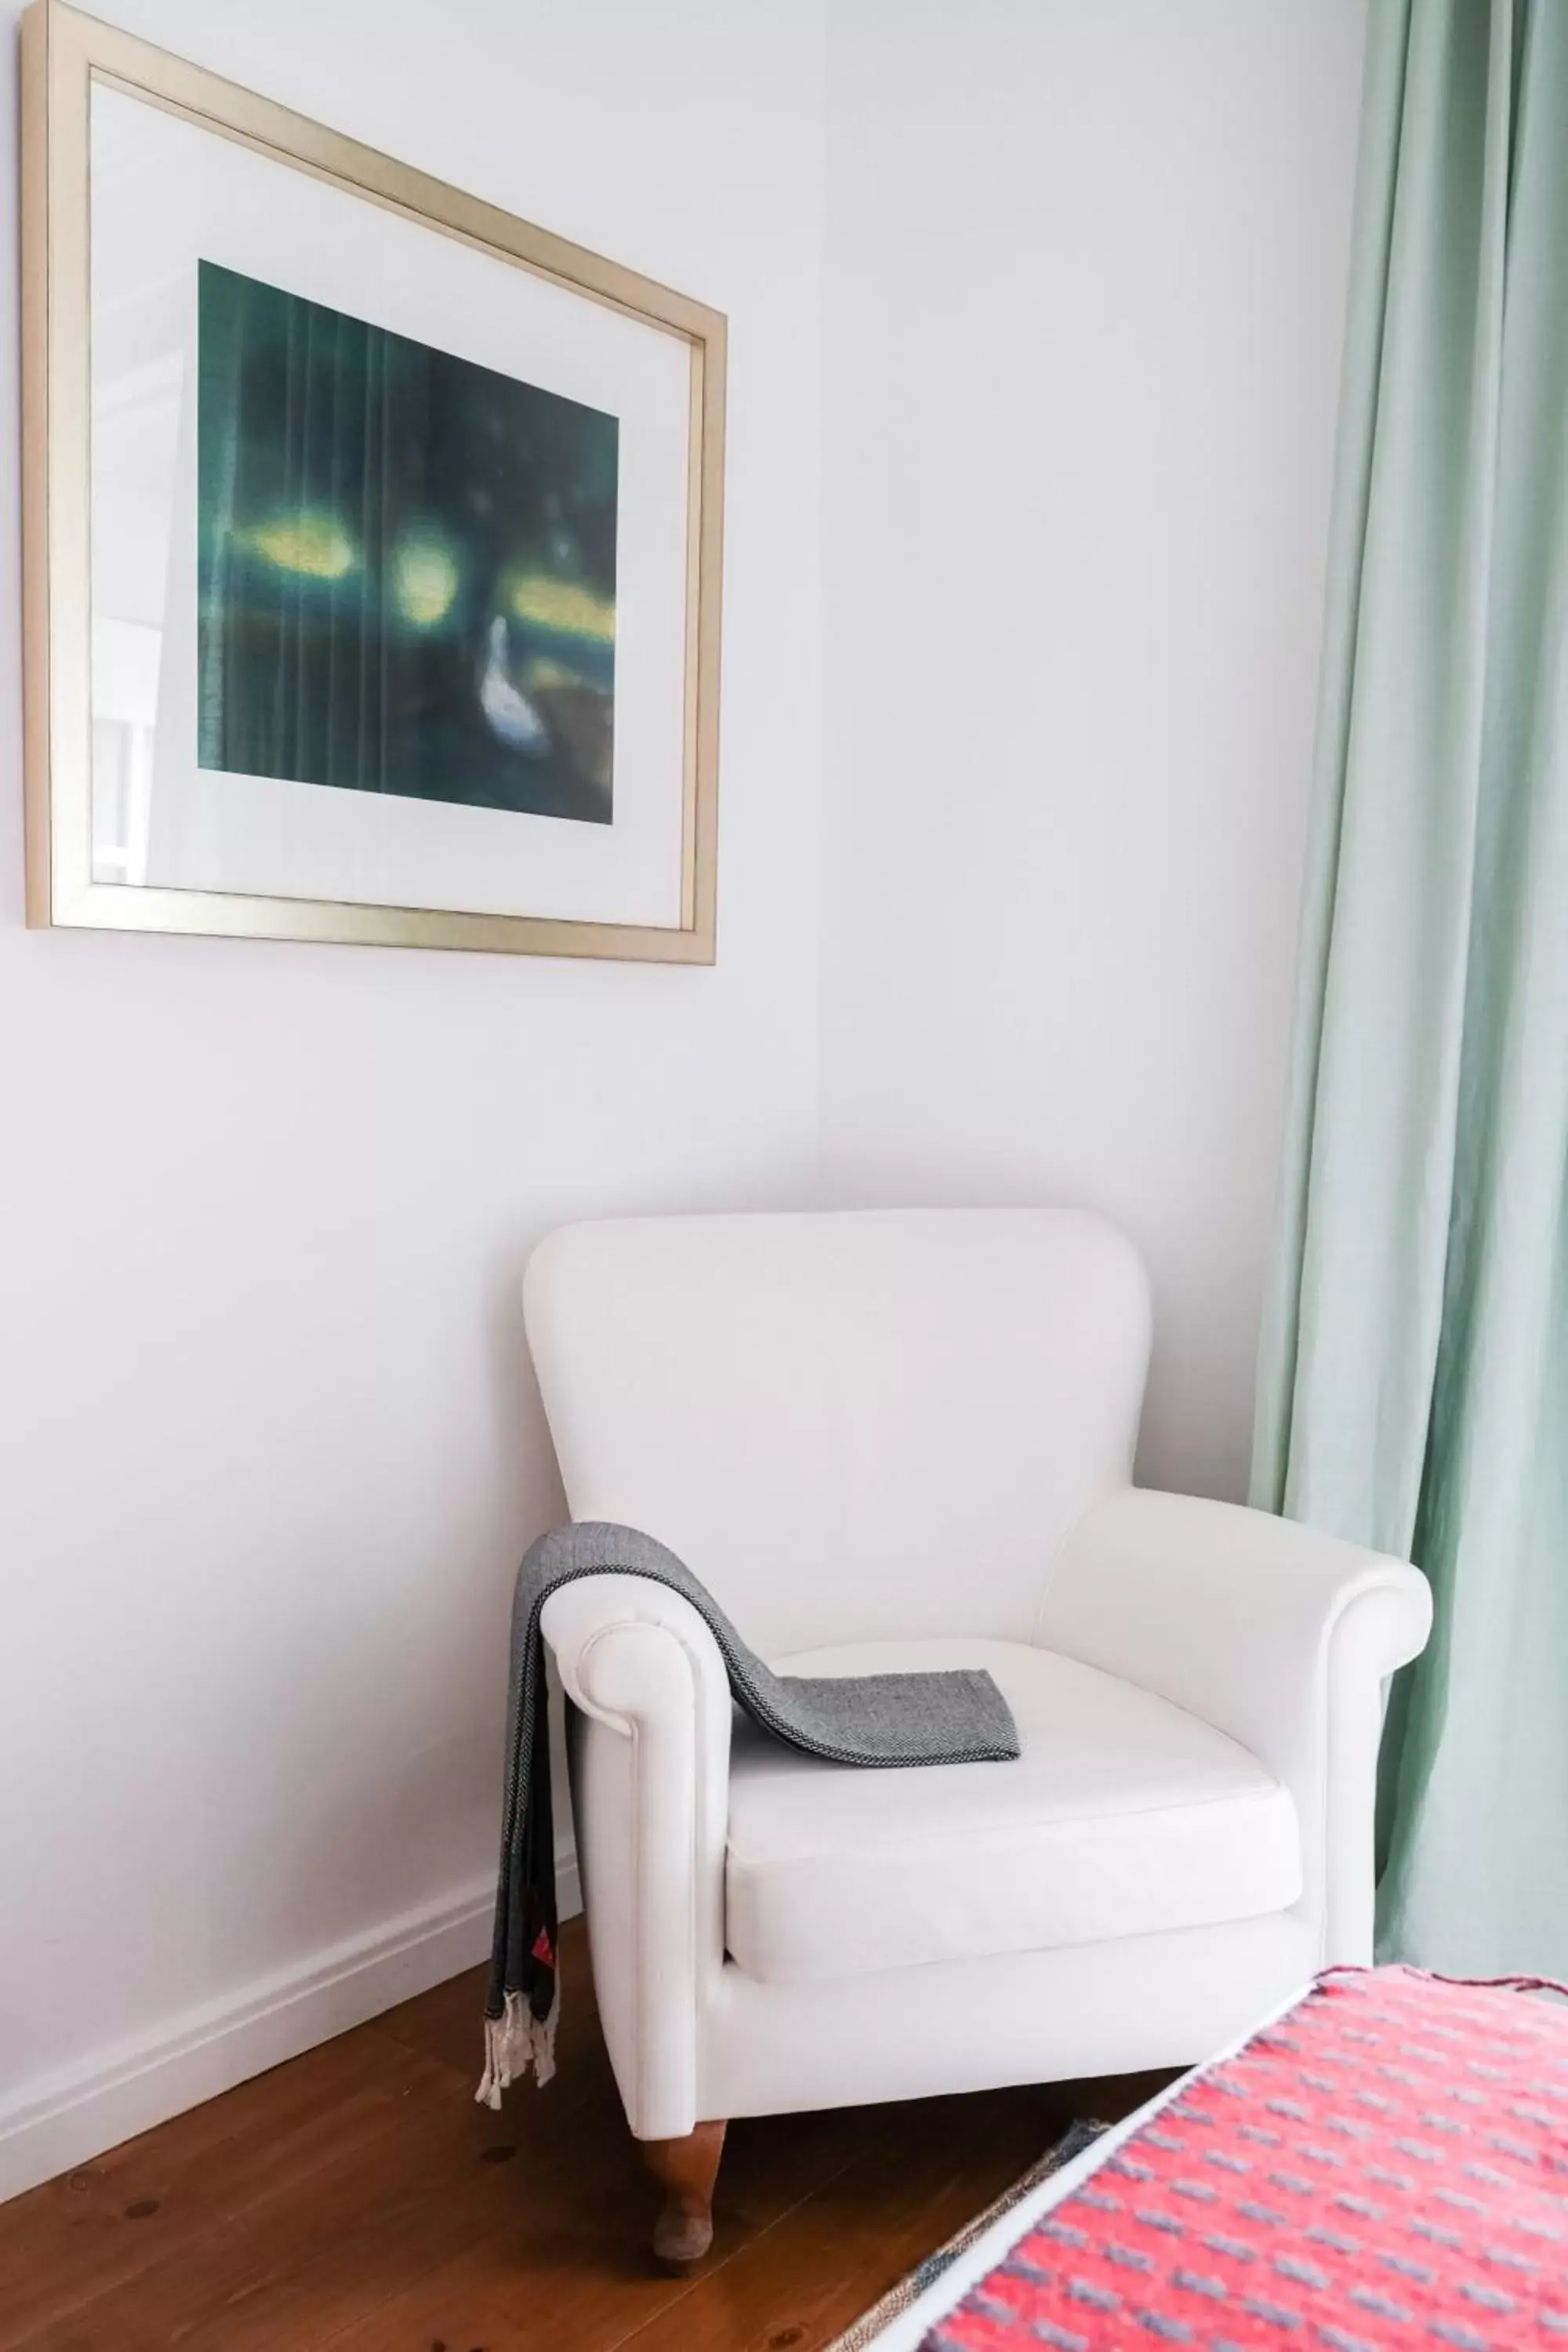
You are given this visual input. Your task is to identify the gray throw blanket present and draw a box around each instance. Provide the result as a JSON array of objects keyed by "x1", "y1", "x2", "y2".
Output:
[{"x1": 477, "y1": 1521, "x2": 1020, "y2": 2107}]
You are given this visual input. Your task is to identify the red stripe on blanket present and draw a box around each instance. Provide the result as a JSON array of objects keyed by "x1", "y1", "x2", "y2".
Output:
[{"x1": 926, "y1": 1968, "x2": 1568, "y2": 2351}]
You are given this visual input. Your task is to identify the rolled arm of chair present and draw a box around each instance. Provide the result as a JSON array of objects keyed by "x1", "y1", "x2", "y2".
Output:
[
  {"x1": 1037, "y1": 1490, "x2": 1432, "y2": 1964},
  {"x1": 540, "y1": 1572, "x2": 732, "y2": 2139}
]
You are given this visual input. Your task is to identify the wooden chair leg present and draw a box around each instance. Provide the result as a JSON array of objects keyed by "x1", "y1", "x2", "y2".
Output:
[{"x1": 641, "y1": 2118, "x2": 728, "y2": 2270}]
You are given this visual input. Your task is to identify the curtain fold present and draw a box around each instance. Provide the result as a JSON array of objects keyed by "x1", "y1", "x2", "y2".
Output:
[{"x1": 1252, "y1": 0, "x2": 1568, "y2": 1973}]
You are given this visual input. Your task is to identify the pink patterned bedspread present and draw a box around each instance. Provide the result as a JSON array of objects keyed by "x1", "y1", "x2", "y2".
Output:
[{"x1": 926, "y1": 1968, "x2": 1568, "y2": 2351}]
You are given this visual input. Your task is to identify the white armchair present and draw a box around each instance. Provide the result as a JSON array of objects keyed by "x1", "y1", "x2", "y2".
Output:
[{"x1": 524, "y1": 1208, "x2": 1430, "y2": 2261}]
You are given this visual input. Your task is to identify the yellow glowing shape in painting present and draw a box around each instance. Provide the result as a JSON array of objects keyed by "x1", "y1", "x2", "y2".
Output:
[
  {"x1": 249, "y1": 514, "x2": 358, "y2": 579},
  {"x1": 508, "y1": 573, "x2": 615, "y2": 643},
  {"x1": 393, "y1": 535, "x2": 459, "y2": 627},
  {"x1": 522, "y1": 656, "x2": 582, "y2": 692}
]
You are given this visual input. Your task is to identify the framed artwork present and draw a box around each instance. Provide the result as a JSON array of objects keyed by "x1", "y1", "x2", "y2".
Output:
[{"x1": 20, "y1": 1, "x2": 724, "y2": 960}]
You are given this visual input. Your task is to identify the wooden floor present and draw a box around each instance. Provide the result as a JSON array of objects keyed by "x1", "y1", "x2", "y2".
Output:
[{"x1": 2, "y1": 1921, "x2": 1172, "y2": 2352}]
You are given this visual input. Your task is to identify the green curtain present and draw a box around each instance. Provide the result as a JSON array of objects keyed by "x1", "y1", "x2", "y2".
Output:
[{"x1": 1252, "y1": 0, "x2": 1568, "y2": 1975}]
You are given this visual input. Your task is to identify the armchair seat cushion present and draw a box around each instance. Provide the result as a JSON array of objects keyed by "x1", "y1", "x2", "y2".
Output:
[{"x1": 723, "y1": 1639, "x2": 1301, "y2": 1984}]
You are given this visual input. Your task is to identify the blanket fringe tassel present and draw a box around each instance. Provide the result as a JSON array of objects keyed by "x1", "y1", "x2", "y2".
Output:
[{"x1": 475, "y1": 1987, "x2": 559, "y2": 2109}]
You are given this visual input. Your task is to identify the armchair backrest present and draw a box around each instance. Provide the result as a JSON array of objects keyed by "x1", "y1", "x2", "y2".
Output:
[{"x1": 524, "y1": 1208, "x2": 1151, "y2": 1656}]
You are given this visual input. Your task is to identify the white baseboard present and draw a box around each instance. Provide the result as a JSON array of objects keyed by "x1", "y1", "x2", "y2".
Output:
[{"x1": 0, "y1": 1842, "x2": 582, "y2": 2205}]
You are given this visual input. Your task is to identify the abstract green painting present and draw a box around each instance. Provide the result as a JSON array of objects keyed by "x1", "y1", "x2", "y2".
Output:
[{"x1": 196, "y1": 260, "x2": 619, "y2": 823}]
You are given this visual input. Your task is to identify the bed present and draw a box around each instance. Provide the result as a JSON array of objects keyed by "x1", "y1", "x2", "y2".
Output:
[{"x1": 869, "y1": 1968, "x2": 1568, "y2": 2351}]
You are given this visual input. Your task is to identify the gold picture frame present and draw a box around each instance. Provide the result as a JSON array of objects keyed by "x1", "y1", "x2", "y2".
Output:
[{"x1": 20, "y1": 0, "x2": 724, "y2": 960}]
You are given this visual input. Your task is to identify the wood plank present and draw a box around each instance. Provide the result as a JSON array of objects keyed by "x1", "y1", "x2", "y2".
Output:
[
  {"x1": 0, "y1": 2023, "x2": 452, "y2": 2349},
  {"x1": 614, "y1": 2086, "x2": 1067, "y2": 2352},
  {"x1": 0, "y1": 1924, "x2": 605, "y2": 2350},
  {"x1": 369, "y1": 1960, "x2": 497, "y2": 2083},
  {"x1": 311, "y1": 2103, "x2": 890, "y2": 2352},
  {"x1": 7, "y1": 2220, "x2": 281, "y2": 2352},
  {"x1": 2, "y1": 1911, "x2": 1178, "y2": 2352}
]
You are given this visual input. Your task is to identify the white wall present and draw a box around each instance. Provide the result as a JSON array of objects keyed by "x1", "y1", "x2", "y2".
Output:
[
  {"x1": 820, "y1": 0, "x2": 1367, "y2": 1501},
  {"x1": 0, "y1": 0, "x2": 826, "y2": 2192}
]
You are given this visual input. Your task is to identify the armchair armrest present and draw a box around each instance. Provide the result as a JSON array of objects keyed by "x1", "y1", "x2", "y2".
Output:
[
  {"x1": 539, "y1": 1573, "x2": 732, "y2": 2140},
  {"x1": 1038, "y1": 1490, "x2": 1431, "y2": 1965}
]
